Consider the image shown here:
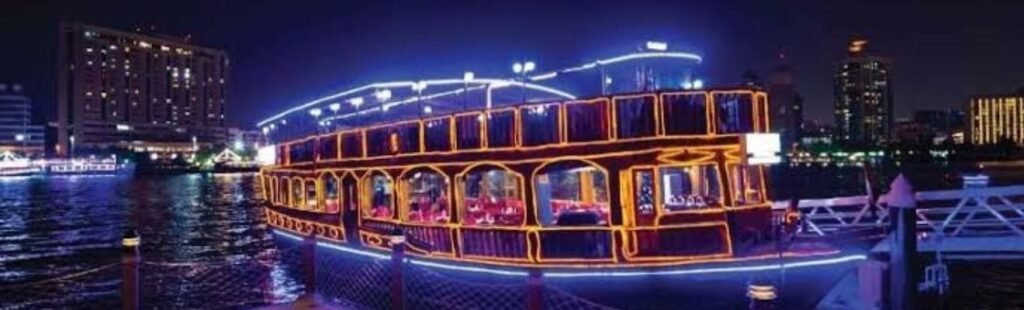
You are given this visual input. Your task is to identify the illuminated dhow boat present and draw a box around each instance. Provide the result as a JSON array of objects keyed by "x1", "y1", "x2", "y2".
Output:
[
  {"x1": 260, "y1": 47, "x2": 835, "y2": 269},
  {"x1": 0, "y1": 151, "x2": 41, "y2": 176}
]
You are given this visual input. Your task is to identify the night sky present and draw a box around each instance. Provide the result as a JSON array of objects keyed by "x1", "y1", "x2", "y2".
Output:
[{"x1": 3, "y1": 0, "x2": 1022, "y2": 128}]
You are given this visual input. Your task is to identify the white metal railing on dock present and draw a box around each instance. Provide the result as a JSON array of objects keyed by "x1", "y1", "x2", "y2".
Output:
[{"x1": 773, "y1": 184, "x2": 1024, "y2": 238}]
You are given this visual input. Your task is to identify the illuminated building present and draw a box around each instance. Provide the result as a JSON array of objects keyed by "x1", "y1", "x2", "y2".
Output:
[
  {"x1": 765, "y1": 55, "x2": 804, "y2": 149},
  {"x1": 969, "y1": 94, "x2": 1024, "y2": 145},
  {"x1": 56, "y1": 22, "x2": 229, "y2": 156},
  {"x1": 833, "y1": 39, "x2": 893, "y2": 147},
  {"x1": 0, "y1": 84, "x2": 45, "y2": 157}
]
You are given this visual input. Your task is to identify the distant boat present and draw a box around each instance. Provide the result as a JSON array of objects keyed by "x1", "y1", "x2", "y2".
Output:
[
  {"x1": 212, "y1": 148, "x2": 260, "y2": 173},
  {"x1": 0, "y1": 151, "x2": 42, "y2": 177},
  {"x1": 44, "y1": 157, "x2": 133, "y2": 175}
]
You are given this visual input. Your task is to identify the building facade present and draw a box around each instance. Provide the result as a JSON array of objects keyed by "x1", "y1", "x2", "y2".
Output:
[
  {"x1": 970, "y1": 95, "x2": 1024, "y2": 145},
  {"x1": 765, "y1": 59, "x2": 804, "y2": 149},
  {"x1": 833, "y1": 40, "x2": 893, "y2": 147},
  {"x1": 57, "y1": 23, "x2": 229, "y2": 156},
  {"x1": 0, "y1": 84, "x2": 45, "y2": 157}
]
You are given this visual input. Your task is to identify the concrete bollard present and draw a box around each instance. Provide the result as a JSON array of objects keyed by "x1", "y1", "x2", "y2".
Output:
[
  {"x1": 390, "y1": 228, "x2": 406, "y2": 310},
  {"x1": 121, "y1": 230, "x2": 141, "y2": 310},
  {"x1": 885, "y1": 174, "x2": 916, "y2": 310},
  {"x1": 527, "y1": 267, "x2": 544, "y2": 310}
]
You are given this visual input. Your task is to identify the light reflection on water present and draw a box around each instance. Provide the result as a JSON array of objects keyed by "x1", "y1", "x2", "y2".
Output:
[{"x1": 0, "y1": 173, "x2": 302, "y2": 307}]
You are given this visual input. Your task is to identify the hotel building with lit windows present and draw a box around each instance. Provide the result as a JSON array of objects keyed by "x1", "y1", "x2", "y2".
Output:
[
  {"x1": 0, "y1": 84, "x2": 45, "y2": 157},
  {"x1": 969, "y1": 94, "x2": 1024, "y2": 146},
  {"x1": 56, "y1": 22, "x2": 229, "y2": 156},
  {"x1": 833, "y1": 39, "x2": 893, "y2": 147}
]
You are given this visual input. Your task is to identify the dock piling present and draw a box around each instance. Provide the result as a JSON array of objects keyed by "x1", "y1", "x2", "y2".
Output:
[{"x1": 121, "y1": 230, "x2": 141, "y2": 310}]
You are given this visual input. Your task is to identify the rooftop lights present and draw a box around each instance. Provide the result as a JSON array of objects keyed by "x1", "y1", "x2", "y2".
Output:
[
  {"x1": 645, "y1": 41, "x2": 668, "y2": 51},
  {"x1": 463, "y1": 71, "x2": 475, "y2": 82},
  {"x1": 349, "y1": 97, "x2": 364, "y2": 107},
  {"x1": 329, "y1": 103, "x2": 341, "y2": 112},
  {"x1": 375, "y1": 89, "x2": 392, "y2": 101},
  {"x1": 309, "y1": 108, "x2": 322, "y2": 117},
  {"x1": 412, "y1": 81, "x2": 427, "y2": 92}
]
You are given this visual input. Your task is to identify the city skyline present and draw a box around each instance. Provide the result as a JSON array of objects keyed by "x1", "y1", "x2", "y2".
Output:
[{"x1": 3, "y1": 0, "x2": 1024, "y2": 128}]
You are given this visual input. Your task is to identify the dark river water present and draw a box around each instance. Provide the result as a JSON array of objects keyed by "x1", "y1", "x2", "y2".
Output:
[
  {"x1": 0, "y1": 170, "x2": 1021, "y2": 309},
  {"x1": 0, "y1": 173, "x2": 303, "y2": 309}
]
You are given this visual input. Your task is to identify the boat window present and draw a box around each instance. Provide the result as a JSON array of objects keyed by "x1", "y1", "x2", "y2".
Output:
[
  {"x1": 731, "y1": 165, "x2": 765, "y2": 204},
  {"x1": 363, "y1": 172, "x2": 395, "y2": 220},
  {"x1": 277, "y1": 177, "x2": 287, "y2": 205},
  {"x1": 278, "y1": 145, "x2": 288, "y2": 165},
  {"x1": 323, "y1": 174, "x2": 339, "y2": 213},
  {"x1": 401, "y1": 169, "x2": 451, "y2": 224},
  {"x1": 486, "y1": 110, "x2": 516, "y2": 148},
  {"x1": 340, "y1": 132, "x2": 363, "y2": 158},
  {"x1": 461, "y1": 166, "x2": 524, "y2": 226},
  {"x1": 658, "y1": 165, "x2": 721, "y2": 212},
  {"x1": 520, "y1": 103, "x2": 560, "y2": 146},
  {"x1": 755, "y1": 93, "x2": 769, "y2": 132},
  {"x1": 424, "y1": 118, "x2": 451, "y2": 152},
  {"x1": 455, "y1": 114, "x2": 483, "y2": 150},
  {"x1": 394, "y1": 122, "x2": 420, "y2": 154},
  {"x1": 305, "y1": 180, "x2": 318, "y2": 210},
  {"x1": 319, "y1": 135, "x2": 338, "y2": 160},
  {"x1": 662, "y1": 93, "x2": 708, "y2": 135},
  {"x1": 365, "y1": 128, "x2": 390, "y2": 157},
  {"x1": 632, "y1": 169, "x2": 656, "y2": 226},
  {"x1": 566, "y1": 100, "x2": 610, "y2": 142},
  {"x1": 266, "y1": 176, "x2": 274, "y2": 201},
  {"x1": 714, "y1": 92, "x2": 755, "y2": 134},
  {"x1": 615, "y1": 96, "x2": 657, "y2": 139},
  {"x1": 535, "y1": 162, "x2": 610, "y2": 226},
  {"x1": 291, "y1": 179, "x2": 304, "y2": 209},
  {"x1": 289, "y1": 139, "x2": 315, "y2": 163}
]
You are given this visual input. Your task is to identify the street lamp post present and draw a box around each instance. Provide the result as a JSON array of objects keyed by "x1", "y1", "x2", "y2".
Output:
[
  {"x1": 513, "y1": 61, "x2": 535, "y2": 105},
  {"x1": 463, "y1": 71, "x2": 474, "y2": 111}
]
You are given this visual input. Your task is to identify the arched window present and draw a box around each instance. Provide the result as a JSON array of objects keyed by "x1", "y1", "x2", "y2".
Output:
[
  {"x1": 400, "y1": 168, "x2": 451, "y2": 224},
  {"x1": 659, "y1": 164, "x2": 722, "y2": 212},
  {"x1": 363, "y1": 171, "x2": 395, "y2": 220},
  {"x1": 322, "y1": 173, "x2": 340, "y2": 213},
  {"x1": 276, "y1": 177, "x2": 287, "y2": 206},
  {"x1": 534, "y1": 160, "x2": 610, "y2": 226},
  {"x1": 459, "y1": 165, "x2": 524, "y2": 226},
  {"x1": 305, "y1": 179, "x2": 318, "y2": 210},
  {"x1": 291, "y1": 178, "x2": 304, "y2": 209}
]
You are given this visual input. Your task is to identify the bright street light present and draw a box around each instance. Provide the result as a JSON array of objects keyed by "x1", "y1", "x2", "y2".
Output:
[
  {"x1": 513, "y1": 62, "x2": 523, "y2": 74},
  {"x1": 349, "y1": 97, "x2": 364, "y2": 107},
  {"x1": 463, "y1": 71, "x2": 475, "y2": 82},
  {"x1": 523, "y1": 61, "x2": 536, "y2": 73},
  {"x1": 423, "y1": 106, "x2": 433, "y2": 114},
  {"x1": 693, "y1": 79, "x2": 705, "y2": 89},
  {"x1": 375, "y1": 89, "x2": 392, "y2": 101},
  {"x1": 412, "y1": 81, "x2": 428, "y2": 92},
  {"x1": 329, "y1": 102, "x2": 341, "y2": 112},
  {"x1": 309, "y1": 108, "x2": 322, "y2": 117}
]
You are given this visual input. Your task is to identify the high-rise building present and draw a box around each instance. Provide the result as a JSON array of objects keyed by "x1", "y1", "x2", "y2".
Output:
[
  {"x1": 0, "y1": 83, "x2": 45, "y2": 157},
  {"x1": 969, "y1": 94, "x2": 1024, "y2": 146},
  {"x1": 833, "y1": 39, "x2": 893, "y2": 147},
  {"x1": 765, "y1": 55, "x2": 804, "y2": 149},
  {"x1": 57, "y1": 22, "x2": 229, "y2": 156}
]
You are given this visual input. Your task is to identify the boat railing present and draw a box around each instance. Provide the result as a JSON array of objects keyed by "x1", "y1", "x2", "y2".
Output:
[
  {"x1": 772, "y1": 184, "x2": 1024, "y2": 238},
  {"x1": 533, "y1": 227, "x2": 617, "y2": 263},
  {"x1": 621, "y1": 222, "x2": 732, "y2": 261},
  {"x1": 458, "y1": 226, "x2": 532, "y2": 263},
  {"x1": 266, "y1": 208, "x2": 344, "y2": 241}
]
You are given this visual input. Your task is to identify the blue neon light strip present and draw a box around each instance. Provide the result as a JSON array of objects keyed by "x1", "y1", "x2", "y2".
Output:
[{"x1": 272, "y1": 230, "x2": 865, "y2": 278}]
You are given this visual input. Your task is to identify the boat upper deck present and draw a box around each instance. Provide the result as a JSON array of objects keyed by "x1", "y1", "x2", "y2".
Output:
[{"x1": 271, "y1": 88, "x2": 769, "y2": 169}]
